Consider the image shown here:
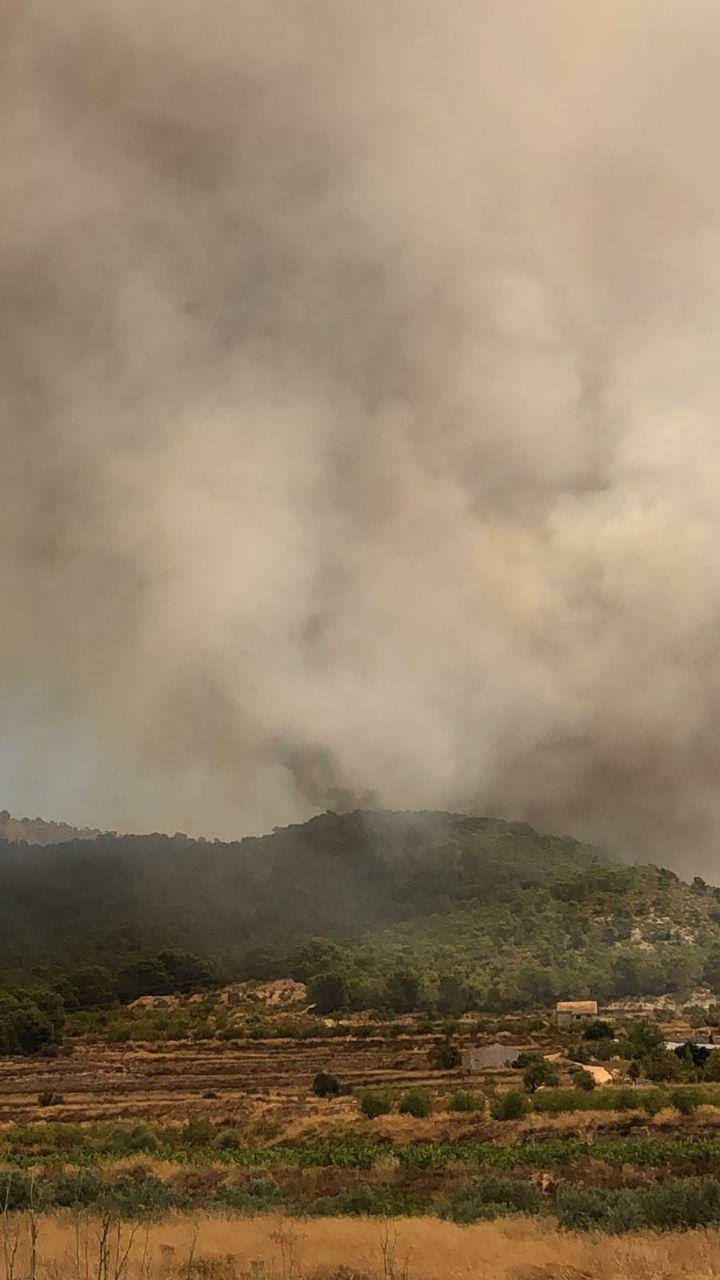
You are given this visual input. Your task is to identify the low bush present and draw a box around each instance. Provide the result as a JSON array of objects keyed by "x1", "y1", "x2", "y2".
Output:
[
  {"x1": 215, "y1": 1175, "x2": 281, "y2": 1211},
  {"x1": 532, "y1": 1083, "x2": 720, "y2": 1116},
  {"x1": 556, "y1": 1177, "x2": 720, "y2": 1233},
  {"x1": 358, "y1": 1088, "x2": 393, "y2": 1119},
  {"x1": 113, "y1": 1123, "x2": 157, "y2": 1155},
  {"x1": 569, "y1": 1068, "x2": 596, "y2": 1092},
  {"x1": 491, "y1": 1090, "x2": 529, "y2": 1120},
  {"x1": 302, "y1": 1183, "x2": 423, "y2": 1218},
  {"x1": 589, "y1": 1038, "x2": 618, "y2": 1062},
  {"x1": 213, "y1": 1127, "x2": 244, "y2": 1151},
  {"x1": 670, "y1": 1087, "x2": 699, "y2": 1115},
  {"x1": 37, "y1": 1091, "x2": 64, "y2": 1108},
  {"x1": 182, "y1": 1117, "x2": 214, "y2": 1145},
  {"x1": 398, "y1": 1087, "x2": 432, "y2": 1118},
  {"x1": 430, "y1": 1042, "x2": 461, "y2": 1070},
  {"x1": 217, "y1": 1029, "x2": 242, "y2": 1044},
  {"x1": 313, "y1": 1072, "x2": 342, "y2": 1098},
  {"x1": 442, "y1": 1176, "x2": 543, "y2": 1223},
  {"x1": 448, "y1": 1089, "x2": 484, "y2": 1113}
]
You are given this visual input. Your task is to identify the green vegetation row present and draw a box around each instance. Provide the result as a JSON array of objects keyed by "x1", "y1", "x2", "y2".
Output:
[
  {"x1": 7, "y1": 1115, "x2": 720, "y2": 1172},
  {"x1": 533, "y1": 1081, "x2": 720, "y2": 1112},
  {"x1": 4, "y1": 1167, "x2": 720, "y2": 1233}
]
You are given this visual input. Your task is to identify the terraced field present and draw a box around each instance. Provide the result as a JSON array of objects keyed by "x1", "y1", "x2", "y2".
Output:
[
  {"x1": 7, "y1": 1026, "x2": 720, "y2": 1237},
  {"x1": 0, "y1": 1035, "x2": 464, "y2": 1123}
]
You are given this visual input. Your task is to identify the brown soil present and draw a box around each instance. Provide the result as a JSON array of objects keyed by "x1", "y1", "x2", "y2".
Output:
[{"x1": 0, "y1": 1036, "x2": 465, "y2": 1124}]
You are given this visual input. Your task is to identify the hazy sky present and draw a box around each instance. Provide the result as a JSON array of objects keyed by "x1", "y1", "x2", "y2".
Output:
[{"x1": 3, "y1": 1, "x2": 720, "y2": 872}]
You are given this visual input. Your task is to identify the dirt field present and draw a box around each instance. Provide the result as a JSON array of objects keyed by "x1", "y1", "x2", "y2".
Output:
[
  {"x1": 0, "y1": 1036, "x2": 466, "y2": 1123},
  {"x1": 4, "y1": 1211, "x2": 720, "y2": 1280}
]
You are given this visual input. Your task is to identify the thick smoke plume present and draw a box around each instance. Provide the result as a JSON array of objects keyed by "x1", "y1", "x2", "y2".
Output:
[{"x1": 2, "y1": 0, "x2": 720, "y2": 871}]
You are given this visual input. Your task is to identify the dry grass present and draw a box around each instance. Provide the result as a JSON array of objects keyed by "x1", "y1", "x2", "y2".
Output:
[
  {"x1": 517, "y1": 1109, "x2": 643, "y2": 1137},
  {"x1": 688, "y1": 1105, "x2": 720, "y2": 1128},
  {"x1": 3, "y1": 1213, "x2": 720, "y2": 1280},
  {"x1": 649, "y1": 1108, "x2": 682, "y2": 1129},
  {"x1": 0, "y1": 1040, "x2": 456, "y2": 1127}
]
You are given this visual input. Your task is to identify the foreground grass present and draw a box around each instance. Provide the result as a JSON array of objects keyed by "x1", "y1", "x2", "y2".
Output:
[{"x1": 4, "y1": 1211, "x2": 720, "y2": 1279}]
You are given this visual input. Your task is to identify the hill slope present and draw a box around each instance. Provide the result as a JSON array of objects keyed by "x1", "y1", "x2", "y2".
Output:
[
  {"x1": 2, "y1": 810, "x2": 720, "y2": 1011},
  {"x1": 0, "y1": 810, "x2": 606, "y2": 956},
  {"x1": 0, "y1": 810, "x2": 103, "y2": 845}
]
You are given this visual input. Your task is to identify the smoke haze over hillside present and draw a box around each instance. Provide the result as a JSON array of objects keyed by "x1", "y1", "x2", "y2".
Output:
[{"x1": 3, "y1": 0, "x2": 720, "y2": 871}]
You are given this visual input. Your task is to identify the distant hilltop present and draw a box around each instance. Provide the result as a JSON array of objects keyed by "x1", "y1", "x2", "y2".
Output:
[{"x1": 0, "y1": 809, "x2": 104, "y2": 845}]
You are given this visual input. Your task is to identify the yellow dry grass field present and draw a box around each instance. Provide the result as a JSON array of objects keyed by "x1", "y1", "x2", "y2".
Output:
[{"x1": 3, "y1": 1211, "x2": 720, "y2": 1280}]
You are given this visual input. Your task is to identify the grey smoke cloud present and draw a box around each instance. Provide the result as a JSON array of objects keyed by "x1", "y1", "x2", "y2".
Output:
[{"x1": 2, "y1": 0, "x2": 720, "y2": 871}]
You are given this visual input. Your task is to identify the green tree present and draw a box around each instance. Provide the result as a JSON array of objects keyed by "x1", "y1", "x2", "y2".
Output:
[
  {"x1": 643, "y1": 1049, "x2": 683, "y2": 1082},
  {"x1": 675, "y1": 1040, "x2": 710, "y2": 1071},
  {"x1": 68, "y1": 964, "x2": 116, "y2": 1009},
  {"x1": 516, "y1": 963, "x2": 559, "y2": 1007},
  {"x1": 703, "y1": 1052, "x2": 720, "y2": 1081},
  {"x1": 0, "y1": 992, "x2": 59, "y2": 1055},
  {"x1": 384, "y1": 968, "x2": 423, "y2": 1014},
  {"x1": 307, "y1": 970, "x2": 348, "y2": 1014},
  {"x1": 289, "y1": 937, "x2": 345, "y2": 983},
  {"x1": 156, "y1": 949, "x2": 213, "y2": 993},
  {"x1": 117, "y1": 951, "x2": 212, "y2": 1003},
  {"x1": 26, "y1": 986, "x2": 65, "y2": 1034},
  {"x1": 582, "y1": 1020, "x2": 614, "y2": 1041},
  {"x1": 521, "y1": 1054, "x2": 560, "y2": 1094},
  {"x1": 622, "y1": 1022, "x2": 665, "y2": 1059},
  {"x1": 704, "y1": 945, "x2": 720, "y2": 991},
  {"x1": 569, "y1": 1067, "x2": 596, "y2": 1091},
  {"x1": 430, "y1": 1041, "x2": 461, "y2": 1070},
  {"x1": 117, "y1": 957, "x2": 171, "y2": 1003},
  {"x1": 437, "y1": 974, "x2": 468, "y2": 1017},
  {"x1": 312, "y1": 1071, "x2": 341, "y2": 1097}
]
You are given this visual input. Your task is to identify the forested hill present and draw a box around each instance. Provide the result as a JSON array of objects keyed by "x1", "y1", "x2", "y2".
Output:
[
  {"x1": 2, "y1": 809, "x2": 720, "y2": 1010},
  {"x1": 0, "y1": 810, "x2": 605, "y2": 961},
  {"x1": 0, "y1": 809, "x2": 103, "y2": 845}
]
